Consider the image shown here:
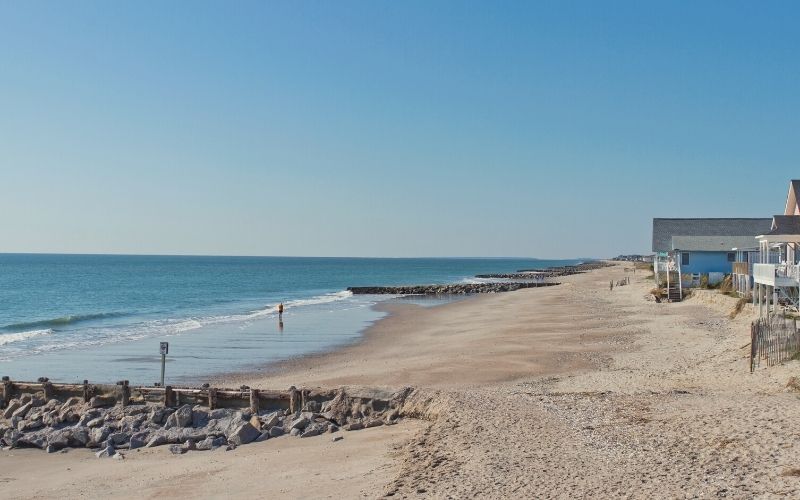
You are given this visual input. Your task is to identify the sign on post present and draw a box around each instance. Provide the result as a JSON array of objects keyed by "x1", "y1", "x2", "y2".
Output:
[{"x1": 159, "y1": 342, "x2": 169, "y2": 387}]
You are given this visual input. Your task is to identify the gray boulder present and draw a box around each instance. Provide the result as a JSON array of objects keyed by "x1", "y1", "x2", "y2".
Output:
[
  {"x1": 365, "y1": 419, "x2": 384, "y2": 428},
  {"x1": 344, "y1": 422, "x2": 363, "y2": 431},
  {"x1": 168, "y1": 444, "x2": 187, "y2": 455},
  {"x1": 86, "y1": 417, "x2": 105, "y2": 428},
  {"x1": 107, "y1": 432, "x2": 131, "y2": 446},
  {"x1": 47, "y1": 429, "x2": 72, "y2": 451},
  {"x1": 192, "y1": 408, "x2": 210, "y2": 428},
  {"x1": 89, "y1": 425, "x2": 113, "y2": 447},
  {"x1": 289, "y1": 428, "x2": 301, "y2": 437},
  {"x1": 18, "y1": 419, "x2": 44, "y2": 432},
  {"x1": 42, "y1": 410, "x2": 60, "y2": 426},
  {"x1": 290, "y1": 416, "x2": 309, "y2": 431},
  {"x1": 146, "y1": 434, "x2": 168, "y2": 448},
  {"x1": 89, "y1": 396, "x2": 115, "y2": 408},
  {"x1": 164, "y1": 404, "x2": 193, "y2": 429},
  {"x1": 11, "y1": 402, "x2": 32, "y2": 419},
  {"x1": 300, "y1": 425, "x2": 322, "y2": 438},
  {"x1": 18, "y1": 430, "x2": 48, "y2": 449},
  {"x1": 262, "y1": 412, "x2": 281, "y2": 429},
  {"x1": 96, "y1": 445, "x2": 116, "y2": 458},
  {"x1": 228, "y1": 422, "x2": 260, "y2": 446},
  {"x1": 208, "y1": 408, "x2": 231, "y2": 420},
  {"x1": 69, "y1": 427, "x2": 90, "y2": 447},
  {"x1": 3, "y1": 401, "x2": 21, "y2": 419},
  {"x1": 268, "y1": 426, "x2": 284, "y2": 438},
  {"x1": 2, "y1": 429, "x2": 22, "y2": 448},
  {"x1": 195, "y1": 436, "x2": 217, "y2": 451},
  {"x1": 77, "y1": 410, "x2": 100, "y2": 426},
  {"x1": 119, "y1": 415, "x2": 145, "y2": 433},
  {"x1": 148, "y1": 407, "x2": 173, "y2": 425},
  {"x1": 129, "y1": 431, "x2": 149, "y2": 450}
]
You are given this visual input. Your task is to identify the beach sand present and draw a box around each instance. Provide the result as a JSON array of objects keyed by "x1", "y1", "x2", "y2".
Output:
[{"x1": 3, "y1": 262, "x2": 800, "y2": 498}]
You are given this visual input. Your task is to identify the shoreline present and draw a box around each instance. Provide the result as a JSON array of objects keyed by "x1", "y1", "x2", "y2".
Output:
[
  {"x1": 223, "y1": 264, "x2": 619, "y2": 391},
  {"x1": 5, "y1": 261, "x2": 798, "y2": 497}
]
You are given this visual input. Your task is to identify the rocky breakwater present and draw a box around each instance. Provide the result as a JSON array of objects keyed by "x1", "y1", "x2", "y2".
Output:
[
  {"x1": 478, "y1": 261, "x2": 614, "y2": 280},
  {"x1": 348, "y1": 282, "x2": 559, "y2": 295},
  {"x1": 0, "y1": 387, "x2": 412, "y2": 458}
]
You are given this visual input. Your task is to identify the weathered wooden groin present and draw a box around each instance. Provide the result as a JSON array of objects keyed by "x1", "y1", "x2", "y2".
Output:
[
  {"x1": 347, "y1": 282, "x2": 559, "y2": 295},
  {"x1": 0, "y1": 377, "x2": 412, "y2": 457}
]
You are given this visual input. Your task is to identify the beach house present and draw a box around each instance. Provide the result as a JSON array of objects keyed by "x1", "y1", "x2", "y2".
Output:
[
  {"x1": 652, "y1": 218, "x2": 772, "y2": 301},
  {"x1": 750, "y1": 180, "x2": 800, "y2": 316}
]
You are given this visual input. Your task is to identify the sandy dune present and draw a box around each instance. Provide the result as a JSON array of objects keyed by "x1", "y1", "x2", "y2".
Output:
[{"x1": 3, "y1": 262, "x2": 800, "y2": 498}]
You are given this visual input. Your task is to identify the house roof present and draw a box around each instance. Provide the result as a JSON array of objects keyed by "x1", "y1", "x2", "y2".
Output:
[
  {"x1": 785, "y1": 180, "x2": 800, "y2": 216},
  {"x1": 671, "y1": 236, "x2": 757, "y2": 252},
  {"x1": 652, "y1": 218, "x2": 773, "y2": 252},
  {"x1": 763, "y1": 215, "x2": 800, "y2": 236}
]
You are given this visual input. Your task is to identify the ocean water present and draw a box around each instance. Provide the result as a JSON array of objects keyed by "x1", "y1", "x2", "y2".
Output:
[{"x1": 0, "y1": 254, "x2": 581, "y2": 384}]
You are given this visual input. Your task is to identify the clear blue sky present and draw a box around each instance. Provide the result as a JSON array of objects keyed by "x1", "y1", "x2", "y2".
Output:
[{"x1": 1, "y1": 1, "x2": 798, "y2": 258}]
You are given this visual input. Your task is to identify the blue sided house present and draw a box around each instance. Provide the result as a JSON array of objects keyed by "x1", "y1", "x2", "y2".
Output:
[{"x1": 652, "y1": 218, "x2": 772, "y2": 298}]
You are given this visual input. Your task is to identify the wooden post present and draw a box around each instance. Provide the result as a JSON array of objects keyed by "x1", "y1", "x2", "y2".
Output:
[
  {"x1": 249, "y1": 388, "x2": 260, "y2": 414},
  {"x1": 164, "y1": 386, "x2": 175, "y2": 407},
  {"x1": 83, "y1": 380, "x2": 91, "y2": 403},
  {"x1": 301, "y1": 389, "x2": 309, "y2": 411},
  {"x1": 121, "y1": 380, "x2": 130, "y2": 407},
  {"x1": 208, "y1": 388, "x2": 217, "y2": 410},
  {"x1": 289, "y1": 386, "x2": 299, "y2": 414},
  {"x1": 42, "y1": 380, "x2": 54, "y2": 401},
  {"x1": 2, "y1": 377, "x2": 12, "y2": 409}
]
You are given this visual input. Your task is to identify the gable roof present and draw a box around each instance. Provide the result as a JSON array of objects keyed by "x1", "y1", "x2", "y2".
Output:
[
  {"x1": 764, "y1": 215, "x2": 800, "y2": 236},
  {"x1": 785, "y1": 180, "x2": 800, "y2": 216},
  {"x1": 652, "y1": 218, "x2": 773, "y2": 252},
  {"x1": 671, "y1": 236, "x2": 758, "y2": 252}
]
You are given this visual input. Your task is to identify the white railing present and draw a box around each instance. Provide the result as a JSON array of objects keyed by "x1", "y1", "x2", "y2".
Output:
[
  {"x1": 655, "y1": 258, "x2": 678, "y2": 273},
  {"x1": 776, "y1": 263, "x2": 800, "y2": 281},
  {"x1": 754, "y1": 263, "x2": 800, "y2": 285},
  {"x1": 753, "y1": 263, "x2": 777, "y2": 284}
]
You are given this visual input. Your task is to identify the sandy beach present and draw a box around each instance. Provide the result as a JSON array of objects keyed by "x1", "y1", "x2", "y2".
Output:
[{"x1": 3, "y1": 262, "x2": 800, "y2": 498}]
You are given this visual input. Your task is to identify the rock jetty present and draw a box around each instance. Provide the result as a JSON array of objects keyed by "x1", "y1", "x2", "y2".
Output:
[
  {"x1": 348, "y1": 282, "x2": 559, "y2": 295},
  {"x1": 0, "y1": 387, "x2": 412, "y2": 456},
  {"x1": 478, "y1": 261, "x2": 613, "y2": 280}
]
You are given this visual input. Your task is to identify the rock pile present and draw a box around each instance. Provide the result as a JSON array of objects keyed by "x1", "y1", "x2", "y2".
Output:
[
  {"x1": 0, "y1": 387, "x2": 411, "y2": 457},
  {"x1": 477, "y1": 262, "x2": 613, "y2": 280},
  {"x1": 348, "y1": 282, "x2": 559, "y2": 295}
]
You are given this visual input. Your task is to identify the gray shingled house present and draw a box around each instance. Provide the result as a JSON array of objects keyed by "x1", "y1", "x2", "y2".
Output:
[{"x1": 652, "y1": 218, "x2": 772, "y2": 300}]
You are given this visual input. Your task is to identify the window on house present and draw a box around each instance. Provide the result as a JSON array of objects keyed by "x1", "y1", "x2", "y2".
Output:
[
  {"x1": 727, "y1": 252, "x2": 735, "y2": 262},
  {"x1": 681, "y1": 252, "x2": 690, "y2": 265}
]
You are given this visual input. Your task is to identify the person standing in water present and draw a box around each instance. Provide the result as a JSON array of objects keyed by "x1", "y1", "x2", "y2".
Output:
[{"x1": 278, "y1": 302, "x2": 284, "y2": 316}]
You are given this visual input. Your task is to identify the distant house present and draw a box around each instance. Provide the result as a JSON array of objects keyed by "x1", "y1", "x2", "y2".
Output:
[{"x1": 652, "y1": 218, "x2": 772, "y2": 300}]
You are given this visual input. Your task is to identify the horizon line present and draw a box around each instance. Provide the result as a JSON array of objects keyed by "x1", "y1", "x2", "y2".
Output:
[{"x1": 0, "y1": 251, "x2": 600, "y2": 260}]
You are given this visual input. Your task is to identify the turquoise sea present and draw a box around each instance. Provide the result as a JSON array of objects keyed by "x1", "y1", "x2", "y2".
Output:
[{"x1": 0, "y1": 254, "x2": 581, "y2": 384}]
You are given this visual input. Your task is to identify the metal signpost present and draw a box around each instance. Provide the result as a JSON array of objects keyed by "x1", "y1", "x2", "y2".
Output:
[{"x1": 159, "y1": 342, "x2": 169, "y2": 387}]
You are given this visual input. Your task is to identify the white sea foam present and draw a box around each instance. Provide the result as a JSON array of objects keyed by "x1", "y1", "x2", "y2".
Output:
[
  {"x1": 0, "y1": 290, "x2": 360, "y2": 360},
  {"x1": 0, "y1": 329, "x2": 53, "y2": 346}
]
